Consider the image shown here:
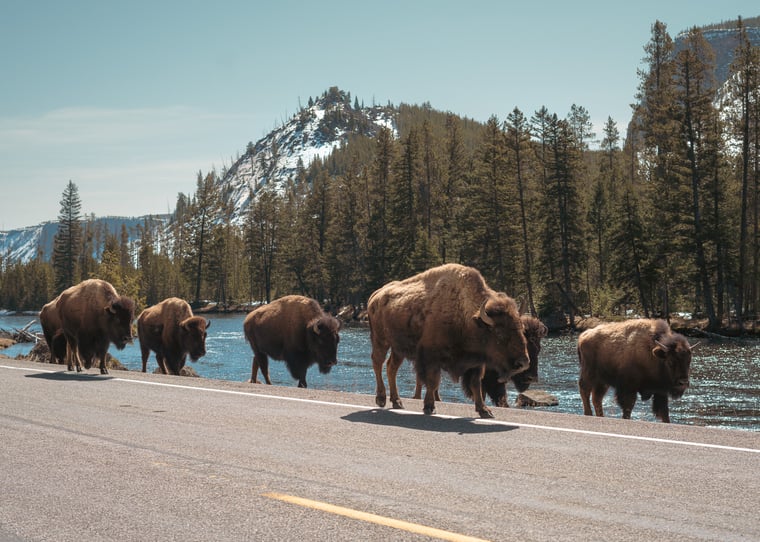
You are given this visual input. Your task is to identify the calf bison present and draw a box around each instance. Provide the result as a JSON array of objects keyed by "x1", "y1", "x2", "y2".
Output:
[
  {"x1": 243, "y1": 295, "x2": 340, "y2": 388},
  {"x1": 577, "y1": 318, "x2": 695, "y2": 423},
  {"x1": 413, "y1": 314, "x2": 548, "y2": 407},
  {"x1": 368, "y1": 264, "x2": 530, "y2": 418},
  {"x1": 137, "y1": 297, "x2": 210, "y2": 375},
  {"x1": 56, "y1": 279, "x2": 136, "y2": 374},
  {"x1": 39, "y1": 296, "x2": 67, "y2": 366}
]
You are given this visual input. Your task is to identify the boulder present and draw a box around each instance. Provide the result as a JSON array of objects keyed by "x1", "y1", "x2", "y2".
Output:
[{"x1": 516, "y1": 389, "x2": 559, "y2": 407}]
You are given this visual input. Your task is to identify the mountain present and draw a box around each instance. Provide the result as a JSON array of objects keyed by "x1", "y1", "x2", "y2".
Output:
[
  {"x1": 0, "y1": 216, "x2": 166, "y2": 263},
  {"x1": 3, "y1": 18, "x2": 759, "y2": 263},
  {"x1": 216, "y1": 86, "x2": 396, "y2": 224},
  {"x1": 674, "y1": 18, "x2": 760, "y2": 85}
]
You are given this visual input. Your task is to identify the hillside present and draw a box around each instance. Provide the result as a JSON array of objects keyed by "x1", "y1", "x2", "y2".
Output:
[{"x1": 2, "y1": 18, "x2": 759, "y2": 264}]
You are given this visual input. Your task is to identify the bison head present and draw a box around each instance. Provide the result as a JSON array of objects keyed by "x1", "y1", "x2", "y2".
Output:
[
  {"x1": 510, "y1": 316, "x2": 548, "y2": 393},
  {"x1": 653, "y1": 334, "x2": 694, "y2": 398},
  {"x1": 180, "y1": 317, "x2": 210, "y2": 362},
  {"x1": 306, "y1": 315, "x2": 340, "y2": 374},
  {"x1": 474, "y1": 296, "x2": 530, "y2": 383},
  {"x1": 105, "y1": 296, "x2": 136, "y2": 350}
]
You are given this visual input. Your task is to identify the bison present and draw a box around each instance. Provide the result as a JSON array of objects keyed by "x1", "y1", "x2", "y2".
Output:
[
  {"x1": 413, "y1": 314, "x2": 548, "y2": 407},
  {"x1": 577, "y1": 318, "x2": 695, "y2": 423},
  {"x1": 243, "y1": 295, "x2": 340, "y2": 388},
  {"x1": 56, "y1": 279, "x2": 136, "y2": 374},
  {"x1": 368, "y1": 264, "x2": 530, "y2": 418},
  {"x1": 39, "y1": 296, "x2": 67, "y2": 366},
  {"x1": 137, "y1": 297, "x2": 211, "y2": 375}
]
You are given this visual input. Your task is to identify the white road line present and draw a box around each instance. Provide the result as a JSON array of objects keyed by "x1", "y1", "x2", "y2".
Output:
[{"x1": 4, "y1": 363, "x2": 759, "y2": 454}]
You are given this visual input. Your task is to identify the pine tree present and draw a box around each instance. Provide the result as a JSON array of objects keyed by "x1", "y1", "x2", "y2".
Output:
[
  {"x1": 675, "y1": 26, "x2": 719, "y2": 329},
  {"x1": 184, "y1": 171, "x2": 222, "y2": 304},
  {"x1": 505, "y1": 107, "x2": 537, "y2": 314},
  {"x1": 53, "y1": 180, "x2": 83, "y2": 293},
  {"x1": 366, "y1": 126, "x2": 395, "y2": 289},
  {"x1": 636, "y1": 20, "x2": 683, "y2": 317},
  {"x1": 727, "y1": 16, "x2": 760, "y2": 327}
]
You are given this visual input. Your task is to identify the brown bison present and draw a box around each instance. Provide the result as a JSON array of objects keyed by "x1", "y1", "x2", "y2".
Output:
[
  {"x1": 244, "y1": 295, "x2": 340, "y2": 388},
  {"x1": 413, "y1": 314, "x2": 548, "y2": 407},
  {"x1": 39, "y1": 296, "x2": 67, "y2": 366},
  {"x1": 577, "y1": 318, "x2": 695, "y2": 423},
  {"x1": 368, "y1": 264, "x2": 530, "y2": 418},
  {"x1": 56, "y1": 279, "x2": 136, "y2": 374},
  {"x1": 137, "y1": 297, "x2": 210, "y2": 375}
]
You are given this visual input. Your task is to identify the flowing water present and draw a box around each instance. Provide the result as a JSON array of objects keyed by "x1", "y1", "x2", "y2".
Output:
[{"x1": 1, "y1": 312, "x2": 758, "y2": 431}]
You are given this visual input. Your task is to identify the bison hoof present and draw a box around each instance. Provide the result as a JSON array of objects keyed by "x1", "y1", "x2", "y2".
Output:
[
  {"x1": 391, "y1": 399, "x2": 404, "y2": 409},
  {"x1": 423, "y1": 405, "x2": 436, "y2": 415},
  {"x1": 100, "y1": 368, "x2": 109, "y2": 375},
  {"x1": 478, "y1": 408, "x2": 495, "y2": 419},
  {"x1": 375, "y1": 395, "x2": 387, "y2": 408}
]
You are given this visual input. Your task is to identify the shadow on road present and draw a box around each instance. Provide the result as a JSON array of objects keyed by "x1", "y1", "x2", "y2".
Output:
[
  {"x1": 25, "y1": 371, "x2": 114, "y2": 382},
  {"x1": 341, "y1": 408, "x2": 518, "y2": 434}
]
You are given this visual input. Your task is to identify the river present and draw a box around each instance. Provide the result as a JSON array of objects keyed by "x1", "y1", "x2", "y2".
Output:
[{"x1": 1, "y1": 311, "x2": 758, "y2": 432}]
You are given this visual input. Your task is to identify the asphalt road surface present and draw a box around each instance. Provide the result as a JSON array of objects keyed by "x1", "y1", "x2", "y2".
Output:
[{"x1": 1, "y1": 358, "x2": 758, "y2": 542}]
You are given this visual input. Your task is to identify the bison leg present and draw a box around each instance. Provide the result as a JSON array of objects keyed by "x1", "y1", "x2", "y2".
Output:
[
  {"x1": 578, "y1": 378, "x2": 593, "y2": 416},
  {"x1": 615, "y1": 389, "x2": 637, "y2": 419},
  {"x1": 156, "y1": 354, "x2": 169, "y2": 375},
  {"x1": 140, "y1": 344, "x2": 151, "y2": 373},
  {"x1": 386, "y1": 351, "x2": 405, "y2": 409},
  {"x1": 371, "y1": 345, "x2": 389, "y2": 408},
  {"x1": 413, "y1": 378, "x2": 441, "y2": 401},
  {"x1": 419, "y1": 364, "x2": 441, "y2": 416},
  {"x1": 465, "y1": 369, "x2": 494, "y2": 419},
  {"x1": 652, "y1": 393, "x2": 670, "y2": 423},
  {"x1": 591, "y1": 384, "x2": 609, "y2": 417},
  {"x1": 250, "y1": 353, "x2": 272, "y2": 385}
]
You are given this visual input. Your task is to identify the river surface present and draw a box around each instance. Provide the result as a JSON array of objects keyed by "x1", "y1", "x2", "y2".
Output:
[{"x1": 2, "y1": 312, "x2": 758, "y2": 432}]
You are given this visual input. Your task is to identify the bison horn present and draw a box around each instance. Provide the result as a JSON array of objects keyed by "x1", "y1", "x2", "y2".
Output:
[
  {"x1": 654, "y1": 339, "x2": 669, "y2": 352},
  {"x1": 478, "y1": 301, "x2": 495, "y2": 327},
  {"x1": 312, "y1": 321, "x2": 321, "y2": 335},
  {"x1": 205, "y1": 319, "x2": 211, "y2": 330},
  {"x1": 688, "y1": 341, "x2": 701, "y2": 350}
]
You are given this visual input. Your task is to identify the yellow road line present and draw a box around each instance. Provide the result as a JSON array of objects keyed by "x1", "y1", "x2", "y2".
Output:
[{"x1": 262, "y1": 492, "x2": 492, "y2": 542}]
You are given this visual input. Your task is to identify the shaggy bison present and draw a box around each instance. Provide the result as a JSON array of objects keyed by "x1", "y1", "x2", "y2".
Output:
[
  {"x1": 413, "y1": 314, "x2": 548, "y2": 407},
  {"x1": 368, "y1": 264, "x2": 530, "y2": 418},
  {"x1": 137, "y1": 297, "x2": 210, "y2": 375},
  {"x1": 243, "y1": 295, "x2": 340, "y2": 388},
  {"x1": 56, "y1": 279, "x2": 136, "y2": 374},
  {"x1": 39, "y1": 296, "x2": 67, "y2": 366},
  {"x1": 577, "y1": 318, "x2": 695, "y2": 423}
]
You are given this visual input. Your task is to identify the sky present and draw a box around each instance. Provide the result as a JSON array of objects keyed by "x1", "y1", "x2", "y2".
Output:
[{"x1": 1, "y1": 1, "x2": 758, "y2": 231}]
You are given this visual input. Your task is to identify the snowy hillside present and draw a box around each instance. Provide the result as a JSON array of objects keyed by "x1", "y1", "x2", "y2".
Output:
[
  {"x1": 0, "y1": 217, "x2": 165, "y2": 264},
  {"x1": 217, "y1": 87, "x2": 396, "y2": 224}
]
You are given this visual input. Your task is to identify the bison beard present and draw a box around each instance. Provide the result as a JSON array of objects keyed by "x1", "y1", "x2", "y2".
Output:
[
  {"x1": 577, "y1": 318, "x2": 695, "y2": 423},
  {"x1": 368, "y1": 264, "x2": 531, "y2": 419}
]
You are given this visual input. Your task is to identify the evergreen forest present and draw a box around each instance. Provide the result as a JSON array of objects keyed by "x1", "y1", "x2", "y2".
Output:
[{"x1": 1, "y1": 20, "x2": 760, "y2": 333}]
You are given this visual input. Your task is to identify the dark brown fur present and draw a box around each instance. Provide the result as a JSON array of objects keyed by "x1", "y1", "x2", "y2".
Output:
[
  {"x1": 137, "y1": 297, "x2": 210, "y2": 375},
  {"x1": 243, "y1": 295, "x2": 340, "y2": 388},
  {"x1": 577, "y1": 318, "x2": 694, "y2": 423},
  {"x1": 368, "y1": 264, "x2": 530, "y2": 419},
  {"x1": 56, "y1": 279, "x2": 135, "y2": 374}
]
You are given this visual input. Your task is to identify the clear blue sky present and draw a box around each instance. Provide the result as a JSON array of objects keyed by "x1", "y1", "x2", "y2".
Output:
[{"x1": 1, "y1": 0, "x2": 757, "y2": 230}]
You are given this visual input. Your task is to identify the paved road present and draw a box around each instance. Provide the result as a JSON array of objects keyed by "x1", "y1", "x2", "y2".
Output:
[{"x1": 0, "y1": 359, "x2": 758, "y2": 542}]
